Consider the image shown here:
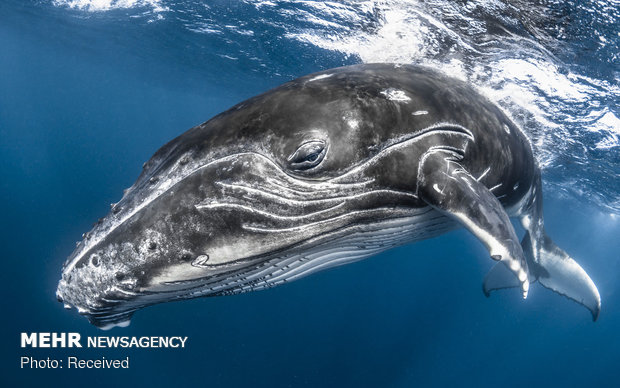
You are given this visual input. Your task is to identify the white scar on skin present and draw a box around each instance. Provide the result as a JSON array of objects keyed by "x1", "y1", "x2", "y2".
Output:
[
  {"x1": 381, "y1": 88, "x2": 411, "y2": 102},
  {"x1": 307, "y1": 74, "x2": 333, "y2": 82}
]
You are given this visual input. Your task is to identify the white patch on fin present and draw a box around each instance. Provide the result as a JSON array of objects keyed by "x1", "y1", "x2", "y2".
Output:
[{"x1": 476, "y1": 167, "x2": 491, "y2": 182}]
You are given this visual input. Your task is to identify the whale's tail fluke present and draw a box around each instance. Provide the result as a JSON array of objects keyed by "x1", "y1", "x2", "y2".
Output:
[{"x1": 484, "y1": 231, "x2": 601, "y2": 321}]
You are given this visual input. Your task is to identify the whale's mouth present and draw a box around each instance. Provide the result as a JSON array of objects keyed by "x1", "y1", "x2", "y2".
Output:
[
  {"x1": 64, "y1": 206, "x2": 454, "y2": 330},
  {"x1": 56, "y1": 272, "x2": 141, "y2": 329}
]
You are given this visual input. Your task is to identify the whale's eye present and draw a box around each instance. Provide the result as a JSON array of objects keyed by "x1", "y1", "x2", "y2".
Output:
[{"x1": 288, "y1": 140, "x2": 327, "y2": 171}]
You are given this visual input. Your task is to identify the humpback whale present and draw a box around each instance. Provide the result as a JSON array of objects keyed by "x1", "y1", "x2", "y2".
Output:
[{"x1": 56, "y1": 63, "x2": 601, "y2": 328}]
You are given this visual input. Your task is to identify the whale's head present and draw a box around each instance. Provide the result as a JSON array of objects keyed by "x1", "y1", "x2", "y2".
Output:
[{"x1": 57, "y1": 66, "x2": 473, "y2": 328}]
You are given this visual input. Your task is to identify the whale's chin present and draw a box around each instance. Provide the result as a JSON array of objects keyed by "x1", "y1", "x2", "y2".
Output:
[{"x1": 95, "y1": 317, "x2": 132, "y2": 331}]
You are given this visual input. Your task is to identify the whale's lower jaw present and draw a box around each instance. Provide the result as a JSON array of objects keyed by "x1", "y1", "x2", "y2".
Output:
[
  {"x1": 74, "y1": 207, "x2": 454, "y2": 329},
  {"x1": 203, "y1": 207, "x2": 455, "y2": 295}
]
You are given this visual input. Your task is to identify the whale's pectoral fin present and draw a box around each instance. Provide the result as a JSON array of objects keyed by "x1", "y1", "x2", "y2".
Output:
[
  {"x1": 485, "y1": 233, "x2": 601, "y2": 320},
  {"x1": 483, "y1": 171, "x2": 601, "y2": 321},
  {"x1": 417, "y1": 148, "x2": 529, "y2": 297},
  {"x1": 483, "y1": 233, "x2": 537, "y2": 296},
  {"x1": 527, "y1": 233, "x2": 601, "y2": 321},
  {"x1": 483, "y1": 261, "x2": 522, "y2": 296}
]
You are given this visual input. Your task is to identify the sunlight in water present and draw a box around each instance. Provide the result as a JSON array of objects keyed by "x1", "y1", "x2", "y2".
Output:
[
  {"x1": 53, "y1": 0, "x2": 168, "y2": 12},
  {"x1": 49, "y1": 0, "x2": 620, "y2": 215}
]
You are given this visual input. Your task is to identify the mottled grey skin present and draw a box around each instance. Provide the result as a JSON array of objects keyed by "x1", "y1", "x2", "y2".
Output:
[{"x1": 57, "y1": 64, "x2": 599, "y2": 328}]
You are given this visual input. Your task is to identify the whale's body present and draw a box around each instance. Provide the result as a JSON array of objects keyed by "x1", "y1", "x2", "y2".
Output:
[{"x1": 57, "y1": 64, "x2": 600, "y2": 328}]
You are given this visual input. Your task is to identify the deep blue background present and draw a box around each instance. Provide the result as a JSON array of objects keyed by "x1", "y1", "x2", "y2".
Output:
[{"x1": 1, "y1": 1, "x2": 619, "y2": 386}]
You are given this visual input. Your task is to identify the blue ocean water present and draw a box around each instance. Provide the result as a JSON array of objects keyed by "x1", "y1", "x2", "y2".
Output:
[{"x1": 1, "y1": 0, "x2": 619, "y2": 386}]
